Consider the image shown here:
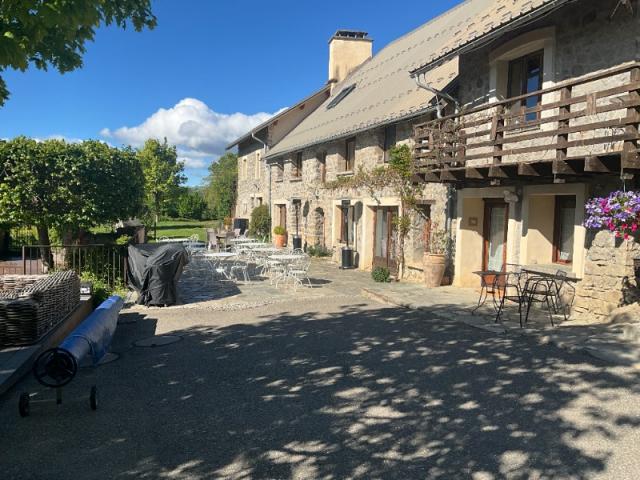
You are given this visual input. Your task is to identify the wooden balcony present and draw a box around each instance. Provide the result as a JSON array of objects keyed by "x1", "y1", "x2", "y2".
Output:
[{"x1": 413, "y1": 62, "x2": 640, "y2": 185}]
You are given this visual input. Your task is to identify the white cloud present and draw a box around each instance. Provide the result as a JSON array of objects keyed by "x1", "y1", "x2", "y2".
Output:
[
  {"x1": 34, "y1": 134, "x2": 85, "y2": 143},
  {"x1": 100, "y1": 98, "x2": 280, "y2": 180}
]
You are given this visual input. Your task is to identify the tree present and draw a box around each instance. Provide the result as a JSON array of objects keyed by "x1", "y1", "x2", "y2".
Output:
[
  {"x1": 137, "y1": 138, "x2": 185, "y2": 238},
  {"x1": 0, "y1": 136, "x2": 145, "y2": 264},
  {"x1": 326, "y1": 144, "x2": 429, "y2": 279},
  {"x1": 81, "y1": 140, "x2": 144, "y2": 225},
  {"x1": 205, "y1": 152, "x2": 238, "y2": 220},
  {"x1": 0, "y1": 0, "x2": 156, "y2": 106},
  {"x1": 176, "y1": 188, "x2": 208, "y2": 220}
]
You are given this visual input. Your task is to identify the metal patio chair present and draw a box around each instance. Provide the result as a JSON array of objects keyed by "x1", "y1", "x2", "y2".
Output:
[{"x1": 494, "y1": 264, "x2": 528, "y2": 327}]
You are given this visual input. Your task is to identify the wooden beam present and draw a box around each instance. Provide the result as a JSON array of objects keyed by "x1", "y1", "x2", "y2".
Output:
[
  {"x1": 553, "y1": 159, "x2": 577, "y2": 175},
  {"x1": 423, "y1": 172, "x2": 441, "y2": 182},
  {"x1": 489, "y1": 165, "x2": 510, "y2": 178},
  {"x1": 440, "y1": 169, "x2": 462, "y2": 182},
  {"x1": 517, "y1": 163, "x2": 541, "y2": 176},
  {"x1": 465, "y1": 167, "x2": 487, "y2": 179},
  {"x1": 584, "y1": 156, "x2": 611, "y2": 173}
]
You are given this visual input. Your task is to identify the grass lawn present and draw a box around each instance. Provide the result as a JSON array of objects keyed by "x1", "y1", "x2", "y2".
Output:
[{"x1": 151, "y1": 219, "x2": 219, "y2": 242}]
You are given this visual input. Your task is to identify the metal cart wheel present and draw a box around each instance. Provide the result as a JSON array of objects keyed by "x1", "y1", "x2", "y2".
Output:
[
  {"x1": 90, "y1": 386, "x2": 98, "y2": 411},
  {"x1": 19, "y1": 392, "x2": 30, "y2": 417},
  {"x1": 33, "y1": 348, "x2": 78, "y2": 388}
]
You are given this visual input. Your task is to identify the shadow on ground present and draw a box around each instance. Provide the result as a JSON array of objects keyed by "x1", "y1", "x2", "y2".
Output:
[{"x1": 1, "y1": 303, "x2": 638, "y2": 479}]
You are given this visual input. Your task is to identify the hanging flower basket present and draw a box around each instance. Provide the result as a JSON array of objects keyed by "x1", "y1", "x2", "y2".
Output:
[{"x1": 584, "y1": 191, "x2": 640, "y2": 240}]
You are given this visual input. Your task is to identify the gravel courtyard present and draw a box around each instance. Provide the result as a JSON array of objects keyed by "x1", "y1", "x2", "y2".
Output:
[{"x1": 2, "y1": 272, "x2": 640, "y2": 479}]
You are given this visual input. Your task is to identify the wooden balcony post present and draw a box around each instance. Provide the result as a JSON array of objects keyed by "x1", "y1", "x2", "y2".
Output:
[
  {"x1": 622, "y1": 67, "x2": 640, "y2": 170},
  {"x1": 491, "y1": 105, "x2": 504, "y2": 165},
  {"x1": 553, "y1": 86, "x2": 574, "y2": 178},
  {"x1": 489, "y1": 105, "x2": 505, "y2": 181}
]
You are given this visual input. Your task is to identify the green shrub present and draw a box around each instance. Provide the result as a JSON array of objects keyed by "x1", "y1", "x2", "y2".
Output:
[
  {"x1": 273, "y1": 225, "x2": 286, "y2": 235},
  {"x1": 307, "y1": 244, "x2": 331, "y2": 257},
  {"x1": 249, "y1": 204, "x2": 271, "y2": 238},
  {"x1": 80, "y1": 271, "x2": 128, "y2": 308},
  {"x1": 115, "y1": 234, "x2": 133, "y2": 245},
  {"x1": 371, "y1": 266, "x2": 391, "y2": 283}
]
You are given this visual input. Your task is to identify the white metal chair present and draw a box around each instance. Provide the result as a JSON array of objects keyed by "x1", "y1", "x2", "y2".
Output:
[
  {"x1": 287, "y1": 256, "x2": 312, "y2": 290},
  {"x1": 230, "y1": 260, "x2": 250, "y2": 283}
]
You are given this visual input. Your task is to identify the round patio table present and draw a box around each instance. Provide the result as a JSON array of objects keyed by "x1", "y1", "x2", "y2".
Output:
[
  {"x1": 243, "y1": 242, "x2": 270, "y2": 248},
  {"x1": 203, "y1": 252, "x2": 237, "y2": 280},
  {"x1": 268, "y1": 254, "x2": 300, "y2": 262},
  {"x1": 159, "y1": 237, "x2": 190, "y2": 243},
  {"x1": 203, "y1": 252, "x2": 237, "y2": 258}
]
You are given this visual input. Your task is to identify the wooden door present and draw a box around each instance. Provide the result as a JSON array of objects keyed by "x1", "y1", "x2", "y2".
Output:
[
  {"x1": 373, "y1": 207, "x2": 398, "y2": 272},
  {"x1": 483, "y1": 200, "x2": 509, "y2": 272}
]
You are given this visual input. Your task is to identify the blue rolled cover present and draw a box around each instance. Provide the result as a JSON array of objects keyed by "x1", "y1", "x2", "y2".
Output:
[{"x1": 59, "y1": 295, "x2": 124, "y2": 366}]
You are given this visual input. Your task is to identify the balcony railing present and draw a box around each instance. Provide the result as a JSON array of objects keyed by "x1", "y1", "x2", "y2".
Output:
[{"x1": 413, "y1": 62, "x2": 640, "y2": 182}]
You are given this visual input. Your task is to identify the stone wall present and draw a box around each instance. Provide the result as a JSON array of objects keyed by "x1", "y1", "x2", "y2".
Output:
[
  {"x1": 457, "y1": 0, "x2": 639, "y2": 108},
  {"x1": 235, "y1": 138, "x2": 269, "y2": 221},
  {"x1": 572, "y1": 231, "x2": 640, "y2": 323},
  {"x1": 267, "y1": 115, "x2": 451, "y2": 280}
]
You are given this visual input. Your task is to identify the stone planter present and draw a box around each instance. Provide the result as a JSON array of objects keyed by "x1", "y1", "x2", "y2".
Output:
[
  {"x1": 423, "y1": 253, "x2": 446, "y2": 287},
  {"x1": 274, "y1": 234, "x2": 286, "y2": 248}
]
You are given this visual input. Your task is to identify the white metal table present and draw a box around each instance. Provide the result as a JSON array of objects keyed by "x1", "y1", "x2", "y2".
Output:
[
  {"x1": 268, "y1": 254, "x2": 303, "y2": 287},
  {"x1": 203, "y1": 252, "x2": 237, "y2": 280}
]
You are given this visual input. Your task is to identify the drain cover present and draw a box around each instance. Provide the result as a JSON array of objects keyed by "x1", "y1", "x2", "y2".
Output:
[{"x1": 134, "y1": 335, "x2": 182, "y2": 348}]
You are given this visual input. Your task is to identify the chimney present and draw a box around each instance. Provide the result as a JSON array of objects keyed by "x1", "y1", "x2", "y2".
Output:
[{"x1": 328, "y1": 30, "x2": 372, "y2": 89}]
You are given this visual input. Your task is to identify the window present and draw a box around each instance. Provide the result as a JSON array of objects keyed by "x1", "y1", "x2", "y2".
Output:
[
  {"x1": 292, "y1": 152, "x2": 303, "y2": 178},
  {"x1": 327, "y1": 84, "x2": 356, "y2": 109},
  {"x1": 275, "y1": 160, "x2": 284, "y2": 181},
  {"x1": 255, "y1": 151, "x2": 261, "y2": 179},
  {"x1": 255, "y1": 197, "x2": 262, "y2": 207},
  {"x1": 345, "y1": 137, "x2": 356, "y2": 171},
  {"x1": 553, "y1": 196, "x2": 576, "y2": 264},
  {"x1": 383, "y1": 124, "x2": 397, "y2": 162},
  {"x1": 507, "y1": 50, "x2": 544, "y2": 123},
  {"x1": 317, "y1": 152, "x2": 327, "y2": 183}
]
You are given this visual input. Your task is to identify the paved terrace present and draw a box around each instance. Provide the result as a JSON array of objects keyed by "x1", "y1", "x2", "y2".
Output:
[
  {"x1": 164, "y1": 258, "x2": 640, "y2": 368},
  {"x1": 2, "y1": 258, "x2": 640, "y2": 478}
]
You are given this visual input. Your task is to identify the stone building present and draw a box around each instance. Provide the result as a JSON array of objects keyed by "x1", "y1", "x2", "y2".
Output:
[
  {"x1": 227, "y1": 86, "x2": 330, "y2": 225},
  {"x1": 262, "y1": 23, "x2": 471, "y2": 279},
  {"x1": 411, "y1": 0, "x2": 640, "y2": 320}
]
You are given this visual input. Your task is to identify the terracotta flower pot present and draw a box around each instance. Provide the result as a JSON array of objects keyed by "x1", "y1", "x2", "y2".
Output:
[
  {"x1": 423, "y1": 253, "x2": 446, "y2": 287},
  {"x1": 274, "y1": 234, "x2": 286, "y2": 248}
]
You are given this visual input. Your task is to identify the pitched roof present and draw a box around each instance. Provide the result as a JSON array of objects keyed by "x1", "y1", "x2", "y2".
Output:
[
  {"x1": 410, "y1": 0, "x2": 572, "y2": 76},
  {"x1": 225, "y1": 84, "x2": 330, "y2": 150},
  {"x1": 265, "y1": 0, "x2": 495, "y2": 160}
]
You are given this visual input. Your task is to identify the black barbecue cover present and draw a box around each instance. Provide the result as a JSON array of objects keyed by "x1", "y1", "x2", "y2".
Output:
[{"x1": 127, "y1": 243, "x2": 189, "y2": 306}]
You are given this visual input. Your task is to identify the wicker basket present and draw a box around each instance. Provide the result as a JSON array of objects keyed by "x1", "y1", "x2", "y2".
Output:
[{"x1": 0, "y1": 271, "x2": 80, "y2": 347}]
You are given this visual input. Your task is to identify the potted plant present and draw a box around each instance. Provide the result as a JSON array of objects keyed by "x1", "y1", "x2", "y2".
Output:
[
  {"x1": 423, "y1": 222, "x2": 447, "y2": 287},
  {"x1": 273, "y1": 225, "x2": 287, "y2": 248}
]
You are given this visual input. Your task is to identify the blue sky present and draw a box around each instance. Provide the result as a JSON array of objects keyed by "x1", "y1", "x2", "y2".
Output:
[{"x1": 0, "y1": 0, "x2": 463, "y2": 185}]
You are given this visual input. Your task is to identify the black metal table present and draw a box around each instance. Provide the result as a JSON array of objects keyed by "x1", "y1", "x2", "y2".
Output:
[{"x1": 471, "y1": 270, "x2": 507, "y2": 314}]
